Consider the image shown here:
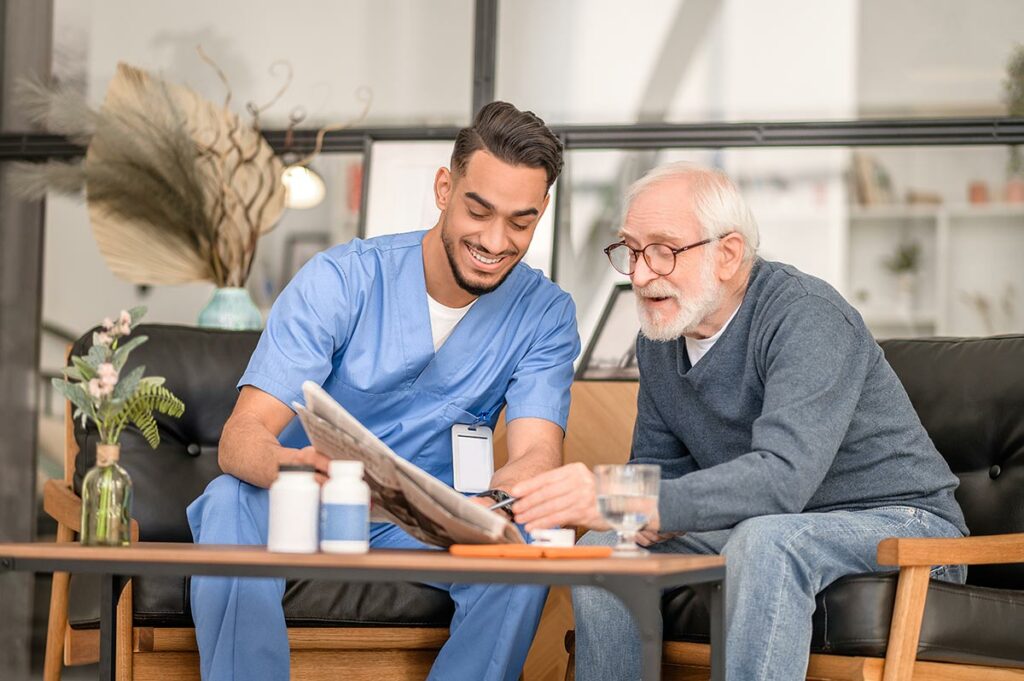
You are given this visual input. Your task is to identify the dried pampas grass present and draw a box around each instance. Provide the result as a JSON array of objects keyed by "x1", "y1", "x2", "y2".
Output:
[{"x1": 14, "y1": 61, "x2": 285, "y2": 287}]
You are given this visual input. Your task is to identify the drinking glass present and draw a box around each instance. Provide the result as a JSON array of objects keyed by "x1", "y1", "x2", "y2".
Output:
[{"x1": 595, "y1": 464, "x2": 660, "y2": 555}]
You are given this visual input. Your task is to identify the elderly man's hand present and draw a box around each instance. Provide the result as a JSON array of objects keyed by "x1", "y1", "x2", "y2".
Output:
[
  {"x1": 635, "y1": 527, "x2": 680, "y2": 547},
  {"x1": 509, "y1": 462, "x2": 610, "y2": 532}
]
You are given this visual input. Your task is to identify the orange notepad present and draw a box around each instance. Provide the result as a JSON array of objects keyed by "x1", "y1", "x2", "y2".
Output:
[{"x1": 449, "y1": 544, "x2": 613, "y2": 559}]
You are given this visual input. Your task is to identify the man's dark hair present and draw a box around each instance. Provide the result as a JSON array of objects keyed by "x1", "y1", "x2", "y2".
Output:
[{"x1": 450, "y1": 101, "x2": 563, "y2": 190}]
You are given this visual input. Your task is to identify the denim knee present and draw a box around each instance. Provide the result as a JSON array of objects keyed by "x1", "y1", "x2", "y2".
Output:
[
  {"x1": 571, "y1": 583, "x2": 613, "y2": 620},
  {"x1": 722, "y1": 515, "x2": 796, "y2": 558}
]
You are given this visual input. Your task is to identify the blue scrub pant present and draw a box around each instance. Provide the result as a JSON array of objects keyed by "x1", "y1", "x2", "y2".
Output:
[{"x1": 186, "y1": 474, "x2": 547, "y2": 681}]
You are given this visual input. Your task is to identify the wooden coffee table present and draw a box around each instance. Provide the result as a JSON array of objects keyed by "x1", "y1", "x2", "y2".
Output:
[{"x1": 0, "y1": 542, "x2": 726, "y2": 681}]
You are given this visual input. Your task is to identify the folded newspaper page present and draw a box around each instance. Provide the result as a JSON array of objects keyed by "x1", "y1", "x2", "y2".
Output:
[{"x1": 295, "y1": 381, "x2": 524, "y2": 547}]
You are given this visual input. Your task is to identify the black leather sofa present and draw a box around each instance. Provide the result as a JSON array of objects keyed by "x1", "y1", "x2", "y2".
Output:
[{"x1": 59, "y1": 327, "x2": 1024, "y2": 678}]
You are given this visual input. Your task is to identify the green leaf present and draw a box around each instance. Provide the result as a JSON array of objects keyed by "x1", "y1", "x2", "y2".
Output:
[
  {"x1": 113, "y1": 365, "x2": 145, "y2": 401},
  {"x1": 127, "y1": 306, "x2": 147, "y2": 325},
  {"x1": 105, "y1": 382, "x2": 185, "y2": 450},
  {"x1": 139, "y1": 376, "x2": 165, "y2": 387},
  {"x1": 87, "y1": 343, "x2": 109, "y2": 368},
  {"x1": 63, "y1": 365, "x2": 83, "y2": 381},
  {"x1": 129, "y1": 410, "x2": 160, "y2": 448},
  {"x1": 112, "y1": 334, "x2": 148, "y2": 371},
  {"x1": 53, "y1": 379, "x2": 96, "y2": 421},
  {"x1": 71, "y1": 356, "x2": 96, "y2": 380}
]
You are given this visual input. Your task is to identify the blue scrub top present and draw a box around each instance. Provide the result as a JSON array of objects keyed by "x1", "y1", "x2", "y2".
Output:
[{"x1": 239, "y1": 230, "x2": 581, "y2": 487}]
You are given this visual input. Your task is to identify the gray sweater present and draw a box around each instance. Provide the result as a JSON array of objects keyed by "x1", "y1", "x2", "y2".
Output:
[{"x1": 633, "y1": 258, "x2": 968, "y2": 535}]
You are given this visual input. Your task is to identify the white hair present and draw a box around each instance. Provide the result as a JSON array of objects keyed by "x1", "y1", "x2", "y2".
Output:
[{"x1": 624, "y1": 161, "x2": 760, "y2": 264}]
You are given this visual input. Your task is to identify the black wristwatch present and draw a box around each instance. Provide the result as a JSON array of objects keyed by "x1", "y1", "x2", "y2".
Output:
[{"x1": 475, "y1": 489, "x2": 516, "y2": 519}]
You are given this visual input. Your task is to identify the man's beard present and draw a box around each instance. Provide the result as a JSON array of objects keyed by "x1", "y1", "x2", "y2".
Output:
[
  {"x1": 634, "y1": 252, "x2": 724, "y2": 342},
  {"x1": 440, "y1": 218, "x2": 520, "y2": 297}
]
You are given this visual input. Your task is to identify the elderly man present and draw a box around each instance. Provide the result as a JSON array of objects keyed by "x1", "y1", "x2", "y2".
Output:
[{"x1": 511, "y1": 162, "x2": 967, "y2": 680}]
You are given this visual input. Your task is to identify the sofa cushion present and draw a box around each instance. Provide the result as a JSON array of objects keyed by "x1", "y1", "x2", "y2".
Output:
[
  {"x1": 662, "y1": 572, "x2": 1024, "y2": 668},
  {"x1": 68, "y1": 574, "x2": 453, "y2": 629}
]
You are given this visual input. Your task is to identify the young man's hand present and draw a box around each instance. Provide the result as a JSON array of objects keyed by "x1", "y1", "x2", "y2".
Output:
[
  {"x1": 509, "y1": 462, "x2": 610, "y2": 533},
  {"x1": 276, "y1": 445, "x2": 331, "y2": 484}
]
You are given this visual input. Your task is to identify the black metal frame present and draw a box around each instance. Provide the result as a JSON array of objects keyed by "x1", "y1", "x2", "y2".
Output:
[
  {"x1": 0, "y1": 550, "x2": 726, "y2": 681},
  {"x1": 472, "y1": 0, "x2": 498, "y2": 115},
  {"x1": 5, "y1": 117, "x2": 1024, "y2": 162}
]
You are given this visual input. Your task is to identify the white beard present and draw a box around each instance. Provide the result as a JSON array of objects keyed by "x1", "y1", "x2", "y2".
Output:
[{"x1": 634, "y1": 254, "x2": 723, "y2": 342}]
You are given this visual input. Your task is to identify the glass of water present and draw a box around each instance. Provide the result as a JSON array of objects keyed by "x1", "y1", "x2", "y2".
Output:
[{"x1": 595, "y1": 464, "x2": 661, "y2": 556}]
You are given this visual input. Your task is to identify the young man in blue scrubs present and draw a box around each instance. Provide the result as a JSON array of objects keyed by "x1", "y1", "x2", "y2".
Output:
[{"x1": 186, "y1": 101, "x2": 580, "y2": 681}]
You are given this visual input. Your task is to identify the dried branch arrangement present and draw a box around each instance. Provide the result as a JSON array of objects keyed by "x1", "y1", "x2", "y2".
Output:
[{"x1": 15, "y1": 57, "x2": 286, "y2": 287}]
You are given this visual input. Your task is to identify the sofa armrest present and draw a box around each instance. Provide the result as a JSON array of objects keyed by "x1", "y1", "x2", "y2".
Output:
[
  {"x1": 43, "y1": 480, "x2": 82, "y2": 533},
  {"x1": 877, "y1": 533, "x2": 1024, "y2": 567}
]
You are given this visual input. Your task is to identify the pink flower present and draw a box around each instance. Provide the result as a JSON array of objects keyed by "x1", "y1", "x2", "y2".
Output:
[
  {"x1": 117, "y1": 310, "x2": 132, "y2": 335},
  {"x1": 87, "y1": 378, "x2": 107, "y2": 399},
  {"x1": 97, "y1": 363, "x2": 118, "y2": 389},
  {"x1": 95, "y1": 332, "x2": 113, "y2": 347},
  {"x1": 102, "y1": 317, "x2": 114, "y2": 331}
]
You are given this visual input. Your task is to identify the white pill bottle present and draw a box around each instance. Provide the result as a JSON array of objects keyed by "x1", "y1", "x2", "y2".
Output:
[
  {"x1": 320, "y1": 460, "x2": 370, "y2": 553},
  {"x1": 267, "y1": 464, "x2": 320, "y2": 553}
]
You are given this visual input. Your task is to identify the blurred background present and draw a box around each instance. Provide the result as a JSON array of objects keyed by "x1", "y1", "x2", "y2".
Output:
[{"x1": 2, "y1": 1, "x2": 1024, "y2": 678}]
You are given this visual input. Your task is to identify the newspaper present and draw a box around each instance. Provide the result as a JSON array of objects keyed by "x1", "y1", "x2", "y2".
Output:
[{"x1": 294, "y1": 380, "x2": 524, "y2": 547}]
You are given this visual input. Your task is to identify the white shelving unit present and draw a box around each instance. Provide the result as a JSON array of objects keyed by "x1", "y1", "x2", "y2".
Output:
[{"x1": 847, "y1": 203, "x2": 1024, "y2": 338}]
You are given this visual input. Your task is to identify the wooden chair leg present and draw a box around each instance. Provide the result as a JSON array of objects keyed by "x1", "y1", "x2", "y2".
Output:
[
  {"x1": 116, "y1": 580, "x2": 133, "y2": 681},
  {"x1": 43, "y1": 522, "x2": 75, "y2": 681},
  {"x1": 563, "y1": 630, "x2": 575, "y2": 681},
  {"x1": 881, "y1": 565, "x2": 930, "y2": 681},
  {"x1": 44, "y1": 571, "x2": 71, "y2": 681}
]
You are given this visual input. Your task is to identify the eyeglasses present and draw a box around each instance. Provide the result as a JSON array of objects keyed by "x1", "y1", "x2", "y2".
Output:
[{"x1": 603, "y1": 236, "x2": 720, "y2": 276}]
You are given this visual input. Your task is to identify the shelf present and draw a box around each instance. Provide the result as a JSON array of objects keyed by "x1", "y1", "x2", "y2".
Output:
[
  {"x1": 946, "y1": 203, "x2": 1024, "y2": 219},
  {"x1": 849, "y1": 205, "x2": 940, "y2": 220},
  {"x1": 850, "y1": 203, "x2": 1024, "y2": 222},
  {"x1": 862, "y1": 311, "x2": 937, "y2": 327}
]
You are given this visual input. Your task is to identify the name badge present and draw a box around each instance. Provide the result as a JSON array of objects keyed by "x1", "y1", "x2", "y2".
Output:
[{"x1": 451, "y1": 424, "x2": 494, "y2": 493}]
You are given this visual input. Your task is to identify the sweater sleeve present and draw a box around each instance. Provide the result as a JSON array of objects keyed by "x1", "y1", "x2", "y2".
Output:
[{"x1": 656, "y1": 296, "x2": 873, "y2": 532}]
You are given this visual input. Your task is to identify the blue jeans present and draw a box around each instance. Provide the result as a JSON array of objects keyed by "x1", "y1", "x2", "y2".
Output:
[
  {"x1": 187, "y1": 474, "x2": 547, "y2": 681},
  {"x1": 573, "y1": 506, "x2": 967, "y2": 681}
]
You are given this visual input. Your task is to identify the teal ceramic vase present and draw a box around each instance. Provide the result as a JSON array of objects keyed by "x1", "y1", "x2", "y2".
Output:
[{"x1": 197, "y1": 287, "x2": 263, "y2": 330}]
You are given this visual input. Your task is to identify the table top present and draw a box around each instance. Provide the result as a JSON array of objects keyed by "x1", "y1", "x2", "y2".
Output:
[{"x1": 0, "y1": 541, "x2": 724, "y2": 579}]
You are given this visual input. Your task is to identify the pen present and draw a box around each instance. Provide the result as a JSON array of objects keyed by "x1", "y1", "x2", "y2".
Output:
[{"x1": 487, "y1": 496, "x2": 518, "y2": 512}]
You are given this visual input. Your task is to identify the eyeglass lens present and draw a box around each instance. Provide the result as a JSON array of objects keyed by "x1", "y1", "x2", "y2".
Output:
[{"x1": 608, "y1": 243, "x2": 676, "y2": 275}]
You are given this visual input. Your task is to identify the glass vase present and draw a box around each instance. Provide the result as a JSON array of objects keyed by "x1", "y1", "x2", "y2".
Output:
[
  {"x1": 197, "y1": 287, "x2": 263, "y2": 330},
  {"x1": 80, "y1": 444, "x2": 133, "y2": 546}
]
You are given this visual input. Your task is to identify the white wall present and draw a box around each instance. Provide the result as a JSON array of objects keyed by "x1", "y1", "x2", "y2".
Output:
[{"x1": 858, "y1": 0, "x2": 1024, "y2": 116}]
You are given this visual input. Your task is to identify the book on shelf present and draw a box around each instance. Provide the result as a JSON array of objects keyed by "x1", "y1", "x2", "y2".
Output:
[{"x1": 852, "y1": 152, "x2": 895, "y2": 206}]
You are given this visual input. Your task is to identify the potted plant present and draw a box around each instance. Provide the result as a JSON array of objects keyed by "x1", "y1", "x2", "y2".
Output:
[
  {"x1": 52, "y1": 307, "x2": 185, "y2": 546},
  {"x1": 883, "y1": 240, "x2": 922, "y2": 317},
  {"x1": 14, "y1": 59, "x2": 287, "y2": 329},
  {"x1": 1004, "y1": 45, "x2": 1024, "y2": 202}
]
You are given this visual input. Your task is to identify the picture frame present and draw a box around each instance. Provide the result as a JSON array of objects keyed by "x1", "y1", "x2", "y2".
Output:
[{"x1": 575, "y1": 282, "x2": 640, "y2": 381}]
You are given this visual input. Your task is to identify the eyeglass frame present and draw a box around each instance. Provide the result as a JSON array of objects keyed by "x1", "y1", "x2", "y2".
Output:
[{"x1": 603, "y1": 234, "x2": 728, "y2": 276}]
